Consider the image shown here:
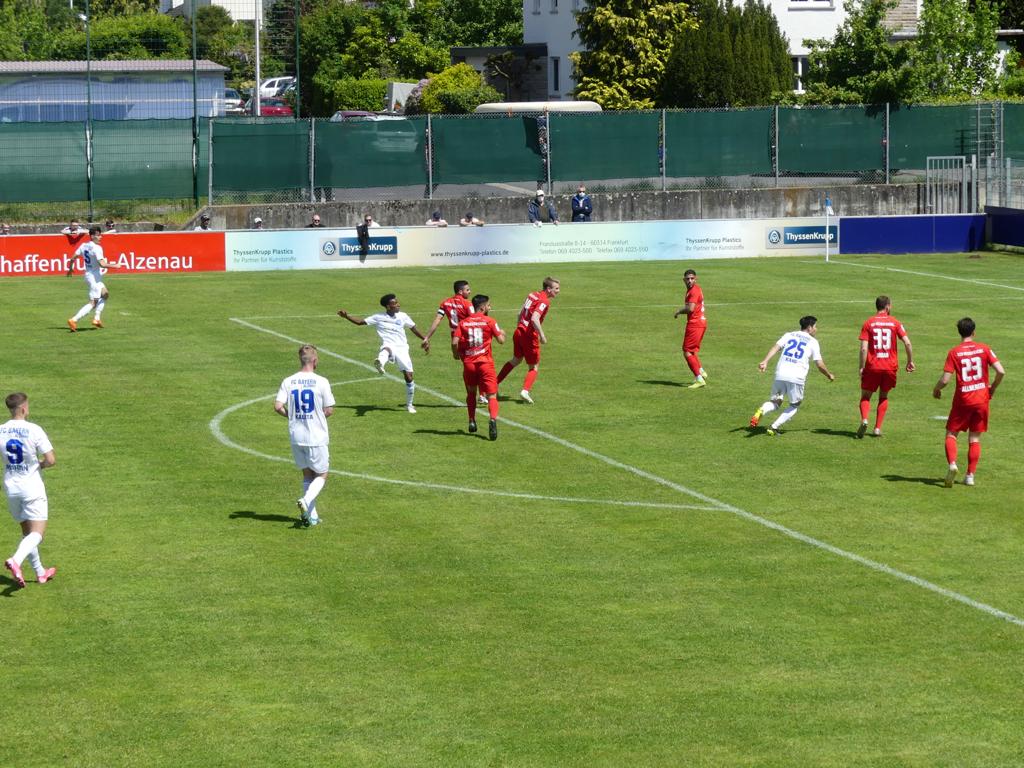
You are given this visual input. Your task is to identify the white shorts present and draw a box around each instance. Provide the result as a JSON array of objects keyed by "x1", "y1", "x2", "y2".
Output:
[
  {"x1": 770, "y1": 379, "x2": 805, "y2": 404},
  {"x1": 7, "y1": 493, "x2": 48, "y2": 522},
  {"x1": 291, "y1": 444, "x2": 329, "y2": 474},
  {"x1": 385, "y1": 346, "x2": 414, "y2": 374},
  {"x1": 86, "y1": 277, "x2": 107, "y2": 301}
]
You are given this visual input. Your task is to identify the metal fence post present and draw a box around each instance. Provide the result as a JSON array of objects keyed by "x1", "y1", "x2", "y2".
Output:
[
  {"x1": 545, "y1": 109, "x2": 552, "y2": 194},
  {"x1": 661, "y1": 108, "x2": 667, "y2": 192},
  {"x1": 207, "y1": 118, "x2": 214, "y2": 205},
  {"x1": 773, "y1": 105, "x2": 780, "y2": 187},
  {"x1": 1006, "y1": 156, "x2": 1012, "y2": 206},
  {"x1": 884, "y1": 102, "x2": 890, "y2": 185},
  {"x1": 970, "y1": 154, "x2": 977, "y2": 212},
  {"x1": 308, "y1": 118, "x2": 315, "y2": 203},
  {"x1": 426, "y1": 113, "x2": 433, "y2": 200}
]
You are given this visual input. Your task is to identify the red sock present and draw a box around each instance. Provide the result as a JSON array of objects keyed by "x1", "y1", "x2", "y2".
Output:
[
  {"x1": 875, "y1": 398, "x2": 889, "y2": 429},
  {"x1": 859, "y1": 397, "x2": 871, "y2": 421},
  {"x1": 686, "y1": 354, "x2": 702, "y2": 377},
  {"x1": 945, "y1": 435, "x2": 958, "y2": 465},
  {"x1": 467, "y1": 395, "x2": 476, "y2": 421},
  {"x1": 488, "y1": 397, "x2": 500, "y2": 420},
  {"x1": 967, "y1": 442, "x2": 981, "y2": 474},
  {"x1": 497, "y1": 362, "x2": 515, "y2": 384},
  {"x1": 523, "y1": 369, "x2": 538, "y2": 391}
]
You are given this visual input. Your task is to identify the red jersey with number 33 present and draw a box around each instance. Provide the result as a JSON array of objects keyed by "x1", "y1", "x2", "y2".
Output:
[
  {"x1": 859, "y1": 312, "x2": 908, "y2": 372},
  {"x1": 438, "y1": 295, "x2": 473, "y2": 332},
  {"x1": 516, "y1": 291, "x2": 551, "y2": 334},
  {"x1": 455, "y1": 313, "x2": 502, "y2": 363},
  {"x1": 944, "y1": 341, "x2": 999, "y2": 408}
]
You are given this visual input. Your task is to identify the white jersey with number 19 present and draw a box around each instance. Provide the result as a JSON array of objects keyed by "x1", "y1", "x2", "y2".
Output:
[
  {"x1": 1, "y1": 419, "x2": 52, "y2": 499},
  {"x1": 276, "y1": 371, "x2": 335, "y2": 447}
]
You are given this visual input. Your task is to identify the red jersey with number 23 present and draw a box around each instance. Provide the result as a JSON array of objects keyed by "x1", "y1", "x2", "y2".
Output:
[
  {"x1": 516, "y1": 291, "x2": 551, "y2": 335},
  {"x1": 944, "y1": 341, "x2": 999, "y2": 408},
  {"x1": 455, "y1": 313, "x2": 502, "y2": 364},
  {"x1": 859, "y1": 312, "x2": 908, "y2": 372},
  {"x1": 438, "y1": 295, "x2": 473, "y2": 332}
]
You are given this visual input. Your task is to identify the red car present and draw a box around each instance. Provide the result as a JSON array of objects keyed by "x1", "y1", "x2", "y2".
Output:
[{"x1": 243, "y1": 98, "x2": 294, "y2": 117}]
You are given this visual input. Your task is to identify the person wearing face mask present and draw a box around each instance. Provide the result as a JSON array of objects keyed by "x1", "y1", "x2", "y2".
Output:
[{"x1": 571, "y1": 184, "x2": 593, "y2": 222}]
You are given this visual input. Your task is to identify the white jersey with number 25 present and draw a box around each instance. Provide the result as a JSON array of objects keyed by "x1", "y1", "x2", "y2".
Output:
[{"x1": 773, "y1": 331, "x2": 822, "y2": 385}]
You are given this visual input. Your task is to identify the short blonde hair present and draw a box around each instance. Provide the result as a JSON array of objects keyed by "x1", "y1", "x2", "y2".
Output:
[{"x1": 298, "y1": 344, "x2": 318, "y2": 365}]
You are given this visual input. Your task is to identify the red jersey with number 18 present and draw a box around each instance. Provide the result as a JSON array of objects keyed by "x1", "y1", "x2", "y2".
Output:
[
  {"x1": 859, "y1": 312, "x2": 909, "y2": 372},
  {"x1": 944, "y1": 341, "x2": 999, "y2": 408},
  {"x1": 455, "y1": 313, "x2": 502, "y2": 363},
  {"x1": 438, "y1": 295, "x2": 473, "y2": 333},
  {"x1": 516, "y1": 291, "x2": 551, "y2": 335},
  {"x1": 685, "y1": 285, "x2": 706, "y2": 327}
]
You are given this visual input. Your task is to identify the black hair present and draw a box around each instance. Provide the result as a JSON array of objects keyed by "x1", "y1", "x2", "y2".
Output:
[
  {"x1": 683, "y1": 269, "x2": 697, "y2": 278},
  {"x1": 464, "y1": 212, "x2": 473, "y2": 219},
  {"x1": 799, "y1": 315, "x2": 817, "y2": 330},
  {"x1": 957, "y1": 317, "x2": 976, "y2": 338},
  {"x1": 380, "y1": 293, "x2": 397, "y2": 307},
  {"x1": 472, "y1": 294, "x2": 489, "y2": 311},
  {"x1": 875, "y1": 295, "x2": 890, "y2": 311},
  {"x1": 5, "y1": 392, "x2": 27, "y2": 411},
  {"x1": 88, "y1": 225, "x2": 102, "y2": 236},
  {"x1": 453, "y1": 280, "x2": 469, "y2": 293}
]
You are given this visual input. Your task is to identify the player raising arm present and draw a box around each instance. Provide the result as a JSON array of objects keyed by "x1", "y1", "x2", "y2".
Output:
[
  {"x1": 932, "y1": 317, "x2": 1005, "y2": 488},
  {"x1": 66, "y1": 226, "x2": 119, "y2": 332}
]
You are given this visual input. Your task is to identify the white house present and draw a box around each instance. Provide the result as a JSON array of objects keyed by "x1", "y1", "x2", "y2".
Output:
[{"x1": 522, "y1": 0, "x2": 583, "y2": 100}]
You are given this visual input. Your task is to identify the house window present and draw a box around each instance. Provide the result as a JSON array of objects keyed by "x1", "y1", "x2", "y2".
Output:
[
  {"x1": 532, "y1": 0, "x2": 540, "y2": 12},
  {"x1": 791, "y1": 56, "x2": 808, "y2": 93},
  {"x1": 551, "y1": 0, "x2": 558, "y2": 11},
  {"x1": 572, "y1": 0, "x2": 579, "y2": 8},
  {"x1": 552, "y1": 57, "x2": 560, "y2": 93}
]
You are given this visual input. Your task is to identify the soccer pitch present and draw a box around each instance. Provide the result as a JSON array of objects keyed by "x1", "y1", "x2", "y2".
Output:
[{"x1": 3, "y1": 252, "x2": 1023, "y2": 766}]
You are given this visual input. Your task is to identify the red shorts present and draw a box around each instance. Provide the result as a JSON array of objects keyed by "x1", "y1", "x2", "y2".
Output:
[
  {"x1": 513, "y1": 327, "x2": 541, "y2": 366},
  {"x1": 463, "y1": 360, "x2": 497, "y2": 394},
  {"x1": 861, "y1": 369, "x2": 897, "y2": 393},
  {"x1": 682, "y1": 324, "x2": 706, "y2": 353},
  {"x1": 946, "y1": 403, "x2": 989, "y2": 433}
]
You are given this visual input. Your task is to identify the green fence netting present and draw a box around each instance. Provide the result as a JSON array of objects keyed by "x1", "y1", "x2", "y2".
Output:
[
  {"x1": 431, "y1": 115, "x2": 542, "y2": 185},
  {"x1": 0, "y1": 122, "x2": 87, "y2": 203},
  {"x1": 92, "y1": 119, "x2": 194, "y2": 200},
  {"x1": 314, "y1": 118, "x2": 427, "y2": 189},
  {"x1": 211, "y1": 118, "x2": 310, "y2": 192},
  {"x1": 665, "y1": 108, "x2": 773, "y2": 178},
  {"x1": 778, "y1": 106, "x2": 885, "y2": 173},
  {"x1": 549, "y1": 112, "x2": 661, "y2": 182},
  {"x1": 1004, "y1": 103, "x2": 1024, "y2": 159},
  {"x1": 888, "y1": 104, "x2": 976, "y2": 170}
]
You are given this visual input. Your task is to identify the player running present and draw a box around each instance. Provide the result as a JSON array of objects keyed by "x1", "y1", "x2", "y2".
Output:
[
  {"x1": 932, "y1": 317, "x2": 1005, "y2": 487},
  {"x1": 453, "y1": 294, "x2": 506, "y2": 440},
  {"x1": 750, "y1": 315, "x2": 836, "y2": 435},
  {"x1": 66, "y1": 226, "x2": 118, "y2": 331},
  {"x1": 673, "y1": 269, "x2": 708, "y2": 389},
  {"x1": 337, "y1": 294, "x2": 428, "y2": 414},
  {"x1": 421, "y1": 280, "x2": 473, "y2": 351},
  {"x1": 496, "y1": 277, "x2": 560, "y2": 404},
  {"x1": 857, "y1": 295, "x2": 915, "y2": 438}
]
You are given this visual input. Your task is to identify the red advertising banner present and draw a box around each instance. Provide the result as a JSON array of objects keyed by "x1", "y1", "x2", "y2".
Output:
[{"x1": 0, "y1": 232, "x2": 226, "y2": 278}]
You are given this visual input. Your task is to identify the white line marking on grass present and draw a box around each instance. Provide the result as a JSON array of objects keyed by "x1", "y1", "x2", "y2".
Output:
[
  {"x1": 209, "y1": 389, "x2": 718, "y2": 513},
  {"x1": 822, "y1": 259, "x2": 1024, "y2": 292},
  {"x1": 227, "y1": 317, "x2": 1024, "y2": 629}
]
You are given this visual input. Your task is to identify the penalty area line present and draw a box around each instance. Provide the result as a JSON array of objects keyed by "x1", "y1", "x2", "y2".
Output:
[
  {"x1": 817, "y1": 259, "x2": 1024, "y2": 293},
  {"x1": 228, "y1": 317, "x2": 1024, "y2": 629}
]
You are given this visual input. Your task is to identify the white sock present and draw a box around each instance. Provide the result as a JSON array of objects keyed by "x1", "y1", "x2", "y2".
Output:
[
  {"x1": 406, "y1": 381, "x2": 415, "y2": 406},
  {"x1": 72, "y1": 303, "x2": 93, "y2": 322},
  {"x1": 27, "y1": 548, "x2": 44, "y2": 577},
  {"x1": 771, "y1": 405, "x2": 800, "y2": 429},
  {"x1": 94, "y1": 297, "x2": 105, "y2": 319},
  {"x1": 302, "y1": 476, "x2": 325, "y2": 507},
  {"x1": 760, "y1": 401, "x2": 778, "y2": 415},
  {"x1": 12, "y1": 531, "x2": 42, "y2": 566},
  {"x1": 377, "y1": 350, "x2": 389, "y2": 368}
]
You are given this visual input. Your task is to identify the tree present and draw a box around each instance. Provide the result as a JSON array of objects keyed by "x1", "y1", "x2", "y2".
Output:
[
  {"x1": 51, "y1": 13, "x2": 189, "y2": 59},
  {"x1": 405, "y1": 62, "x2": 501, "y2": 113},
  {"x1": 802, "y1": 0, "x2": 918, "y2": 104},
  {"x1": 0, "y1": 0, "x2": 54, "y2": 60},
  {"x1": 571, "y1": 0, "x2": 698, "y2": 109},
  {"x1": 916, "y1": 0, "x2": 1001, "y2": 96}
]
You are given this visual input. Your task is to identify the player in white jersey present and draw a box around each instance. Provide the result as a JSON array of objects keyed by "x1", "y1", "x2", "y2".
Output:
[
  {"x1": 66, "y1": 225, "x2": 118, "y2": 332},
  {"x1": 749, "y1": 315, "x2": 835, "y2": 435},
  {"x1": 274, "y1": 345, "x2": 335, "y2": 527},
  {"x1": 337, "y1": 293, "x2": 429, "y2": 413},
  {"x1": 2, "y1": 393, "x2": 57, "y2": 588}
]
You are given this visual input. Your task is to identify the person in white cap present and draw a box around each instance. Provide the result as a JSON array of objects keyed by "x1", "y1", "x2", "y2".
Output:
[
  {"x1": 527, "y1": 190, "x2": 558, "y2": 227},
  {"x1": 253, "y1": 217, "x2": 264, "y2": 229}
]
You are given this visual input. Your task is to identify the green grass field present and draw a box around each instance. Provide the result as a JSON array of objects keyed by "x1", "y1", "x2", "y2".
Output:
[{"x1": 3, "y1": 252, "x2": 1023, "y2": 767}]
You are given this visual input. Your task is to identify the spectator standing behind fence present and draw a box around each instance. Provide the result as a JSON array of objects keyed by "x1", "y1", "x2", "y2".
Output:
[
  {"x1": 426, "y1": 211, "x2": 448, "y2": 227},
  {"x1": 194, "y1": 214, "x2": 212, "y2": 231},
  {"x1": 62, "y1": 219, "x2": 86, "y2": 245},
  {"x1": 571, "y1": 184, "x2": 593, "y2": 222},
  {"x1": 528, "y1": 190, "x2": 558, "y2": 226},
  {"x1": 104, "y1": 219, "x2": 117, "y2": 233},
  {"x1": 253, "y1": 217, "x2": 264, "y2": 230},
  {"x1": 460, "y1": 212, "x2": 484, "y2": 227},
  {"x1": 307, "y1": 214, "x2": 324, "y2": 228},
  {"x1": 1, "y1": 223, "x2": 10, "y2": 235}
]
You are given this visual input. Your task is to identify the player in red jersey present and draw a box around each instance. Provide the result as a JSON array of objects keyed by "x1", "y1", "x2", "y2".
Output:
[
  {"x1": 932, "y1": 317, "x2": 1005, "y2": 488},
  {"x1": 673, "y1": 268, "x2": 708, "y2": 389},
  {"x1": 421, "y1": 279, "x2": 473, "y2": 351},
  {"x1": 495, "y1": 277, "x2": 560, "y2": 404},
  {"x1": 453, "y1": 294, "x2": 506, "y2": 440},
  {"x1": 856, "y1": 295, "x2": 915, "y2": 438}
]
